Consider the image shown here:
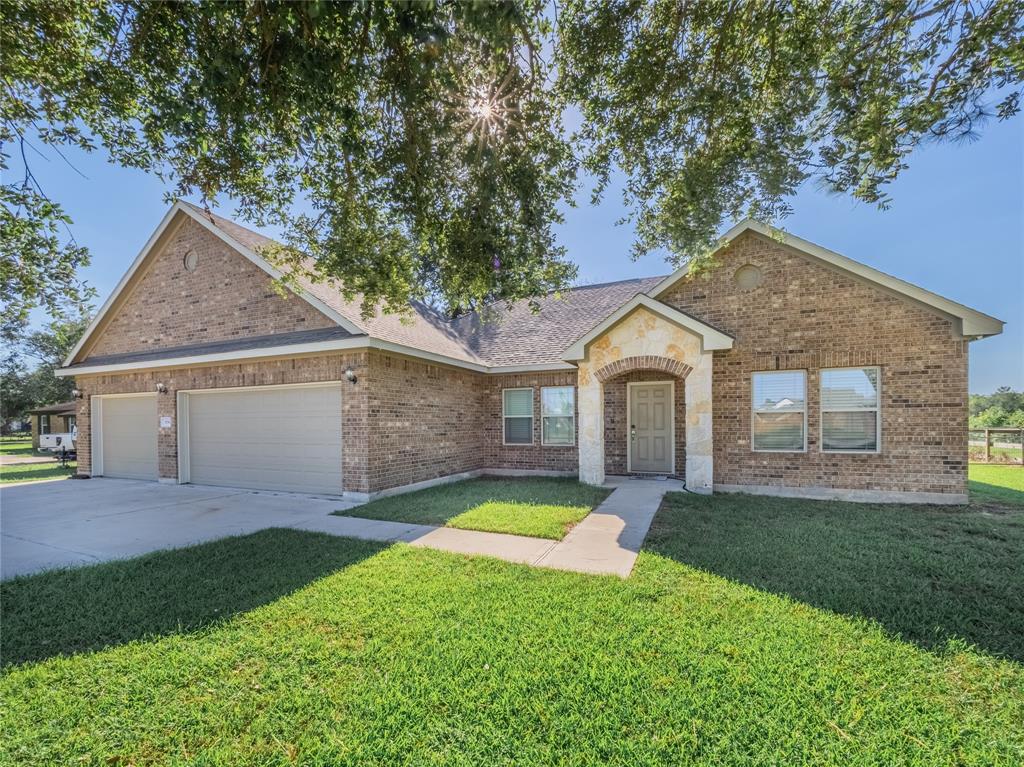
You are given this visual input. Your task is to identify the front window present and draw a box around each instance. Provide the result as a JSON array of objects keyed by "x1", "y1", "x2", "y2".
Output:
[
  {"x1": 503, "y1": 388, "x2": 534, "y2": 445},
  {"x1": 40, "y1": 414, "x2": 50, "y2": 434},
  {"x1": 541, "y1": 386, "x2": 575, "y2": 445},
  {"x1": 752, "y1": 371, "x2": 807, "y2": 452},
  {"x1": 820, "y1": 367, "x2": 881, "y2": 452}
]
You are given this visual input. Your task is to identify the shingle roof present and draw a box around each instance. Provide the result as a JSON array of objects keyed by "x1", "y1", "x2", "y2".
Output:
[
  {"x1": 29, "y1": 401, "x2": 78, "y2": 415},
  {"x1": 452, "y1": 277, "x2": 664, "y2": 366},
  {"x1": 186, "y1": 203, "x2": 665, "y2": 367},
  {"x1": 65, "y1": 327, "x2": 356, "y2": 368}
]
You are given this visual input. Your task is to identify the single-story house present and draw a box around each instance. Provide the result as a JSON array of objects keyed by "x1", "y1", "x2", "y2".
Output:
[
  {"x1": 56, "y1": 202, "x2": 1003, "y2": 503},
  {"x1": 28, "y1": 401, "x2": 77, "y2": 450}
]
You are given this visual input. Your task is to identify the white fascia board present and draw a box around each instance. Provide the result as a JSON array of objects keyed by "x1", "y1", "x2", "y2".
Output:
[
  {"x1": 57, "y1": 336, "x2": 581, "y2": 378},
  {"x1": 562, "y1": 294, "x2": 734, "y2": 362},
  {"x1": 650, "y1": 219, "x2": 1004, "y2": 339},
  {"x1": 63, "y1": 202, "x2": 365, "y2": 367},
  {"x1": 488, "y1": 362, "x2": 577, "y2": 373},
  {"x1": 62, "y1": 204, "x2": 185, "y2": 367}
]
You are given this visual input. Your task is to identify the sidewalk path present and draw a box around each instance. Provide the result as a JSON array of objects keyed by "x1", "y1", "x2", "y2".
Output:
[{"x1": 297, "y1": 477, "x2": 681, "y2": 578}]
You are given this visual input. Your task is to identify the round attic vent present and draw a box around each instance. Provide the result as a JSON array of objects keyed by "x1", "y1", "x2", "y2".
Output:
[
  {"x1": 183, "y1": 250, "x2": 199, "y2": 272},
  {"x1": 734, "y1": 264, "x2": 763, "y2": 291}
]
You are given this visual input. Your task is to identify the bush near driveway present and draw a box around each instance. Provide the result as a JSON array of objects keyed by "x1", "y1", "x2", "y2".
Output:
[{"x1": 2, "y1": 504, "x2": 1022, "y2": 765}]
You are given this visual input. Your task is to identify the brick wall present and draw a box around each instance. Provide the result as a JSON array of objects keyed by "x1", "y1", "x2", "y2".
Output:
[
  {"x1": 480, "y1": 371, "x2": 580, "y2": 473},
  {"x1": 659, "y1": 230, "x2": 969, "y2": 495},
  {"x1": 366, "y1": 351, "x2": 486, "y2": 492},
  {"x1": 86, "y1": 218, "x2": 334, "y2": 357},
  {"x1": 603, "y1": 370, "x2": 686, "y2": 476},
  {"x1": 74, "y1": 352, "x2": 369, "y2": 491}
]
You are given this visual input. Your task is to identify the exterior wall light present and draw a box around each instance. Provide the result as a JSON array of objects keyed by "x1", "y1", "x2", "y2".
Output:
[
  {"x1": 156, "y1": 382, "x2": 168, "y2": 394},
  {"x1": 344, "y1": 368, "x2": 358, "y2": 384},
  {"x1": 71, "y1": 388, "x2": 83, "y2": 399}
]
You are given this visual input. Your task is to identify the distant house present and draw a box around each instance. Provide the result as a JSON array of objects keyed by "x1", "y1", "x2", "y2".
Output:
[
  {"x1": 56, "y1": 202, "x2": 1003, "y2": 504},
  {"x1": 29, "y1": 401, "x2": 77, "y2": 450}
]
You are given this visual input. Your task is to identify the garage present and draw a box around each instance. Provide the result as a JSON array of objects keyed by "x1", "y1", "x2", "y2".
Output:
[
  {"x1": 180, "y1": 383, "x2": 343, "y2": 495},
  {"x1": 93, "y1": 394, "x2": 158, "y2": 479}
]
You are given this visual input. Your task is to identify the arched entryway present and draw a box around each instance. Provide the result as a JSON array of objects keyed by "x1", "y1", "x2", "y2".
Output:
[
  {"x1": 597, "y1": 360, "x2": 690, "y2": 478},
  {"x1": 562, "y1": 295, "x2": 733, "y2": 493}
]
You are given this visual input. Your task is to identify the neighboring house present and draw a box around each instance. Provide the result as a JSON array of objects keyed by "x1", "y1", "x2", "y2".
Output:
[
  {"x1": 28, "y1": 401, "x2": 77, "y2": 450},
  {"x1": 56, "y1": 202, "x2": 1003, "y2": 504}
]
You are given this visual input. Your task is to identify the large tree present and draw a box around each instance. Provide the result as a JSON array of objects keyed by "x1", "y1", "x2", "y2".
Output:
[{"x1": 2, "y1": 1, "x2": 1021, "y2": 326}]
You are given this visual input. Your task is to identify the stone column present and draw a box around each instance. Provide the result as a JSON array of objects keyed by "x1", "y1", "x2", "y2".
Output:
[
  {"x1": 577, "y1": 363, "x2": 605, "y2": 486},
  {"x1": 684, "y1": 351, "x2": 714, "y2": 493}
]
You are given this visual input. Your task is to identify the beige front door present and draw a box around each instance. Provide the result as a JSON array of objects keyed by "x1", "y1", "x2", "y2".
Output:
[{"x1": 629, "y1": 382, "x2": 673, "y2": 473}]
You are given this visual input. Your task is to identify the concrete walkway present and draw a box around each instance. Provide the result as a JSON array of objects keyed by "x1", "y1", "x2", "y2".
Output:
[
  {"x1": 2, "y1": 476, "x2": 679, "y2": 579},
  {"x1": 299, "y1": 476, "x2": 680, "y2": 577}
]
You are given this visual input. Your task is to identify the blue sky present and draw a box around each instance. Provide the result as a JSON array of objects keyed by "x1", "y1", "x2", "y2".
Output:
[{"x1": 22, "y1": 116, "x2": 1022, "y2": 393}]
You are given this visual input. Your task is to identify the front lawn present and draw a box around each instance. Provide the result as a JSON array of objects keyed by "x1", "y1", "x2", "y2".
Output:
[
  {"x1": 334, "y1": 476, "x2": 611, "y2": 539},
  {"x1": 0, "y1": 438, "x2": 34, "y2": 456},
  {"x1": 0, "y1": 460, "x2": 75, "y2": 484},
  {"x1": 2, "y1": 502, "x2": 1022, "y2": 764},
  {"x1": 648, "y1": 491, "x2": 1024, "y2": 662},
  {"x1": 969, "y1": 463, "x2": 1024, "y2": 507}
]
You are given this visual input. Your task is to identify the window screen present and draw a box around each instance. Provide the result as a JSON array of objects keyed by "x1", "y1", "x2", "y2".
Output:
[
  {"x1": 503, "y1": 388, "x2": 534, "y2": 445},
  {"x1": 752, "y1": 371, "x2": 806, "y2": 451},
  {"x1": 821, "y1": 368, "x2": 880, "y2": 452},
  {"x1": 541, "y1": 386, "x2": 575, "y2": 445}
]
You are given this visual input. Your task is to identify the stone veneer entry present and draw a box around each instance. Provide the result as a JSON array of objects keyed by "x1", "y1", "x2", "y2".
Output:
[{"x1": 576, "y1": 307, "x2": 714, "y2": 491}]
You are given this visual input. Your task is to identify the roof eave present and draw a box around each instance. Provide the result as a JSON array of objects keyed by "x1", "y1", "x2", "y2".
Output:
[
  {"x1": 561, "y1": 293, "x2": 734, "y2": 362},
  {"x1": 650, "y1": 219, "x2": 1004, "y2": 340}
]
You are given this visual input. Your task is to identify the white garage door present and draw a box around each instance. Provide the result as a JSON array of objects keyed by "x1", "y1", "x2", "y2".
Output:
[
  {"x1": 97, "y1": 394, "x2": 158, "y2": 479},
  {"x1": 185, "y1": 384, "x2": 343, "y2": 494}
]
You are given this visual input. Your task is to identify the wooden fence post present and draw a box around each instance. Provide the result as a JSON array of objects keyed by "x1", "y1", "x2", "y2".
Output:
[{"x1": 984, "y1": 428, "x2": 990, "y2": 463}]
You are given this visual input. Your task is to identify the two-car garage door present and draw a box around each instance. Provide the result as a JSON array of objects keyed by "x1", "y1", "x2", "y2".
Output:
[
  {"x1": 93, "y1": 383, "x2": 343, "y2": 495},
  {"x1": 182, "y1": 384, "x2": 343, "y2": 495}
]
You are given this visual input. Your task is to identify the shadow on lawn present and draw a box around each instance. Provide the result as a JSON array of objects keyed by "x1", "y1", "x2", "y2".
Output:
[
  {"x1": 643, "y1": 492, "x2": 1024, "y2": 663},
  {"x1": 1, "y1": 528, "x2": 385, "y2": 667}
]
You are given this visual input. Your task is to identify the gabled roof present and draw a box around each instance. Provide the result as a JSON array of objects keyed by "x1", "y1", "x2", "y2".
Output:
[
  {"x1": 650, "y1": 220, "x2": 1004, "y2": 338},
  {"x1": 562, "y1": 294, "x2": 734, "y2": 361},
  {"x1": 63, "y1": 207, "x2": 1002, "y2": 377},
  {"x1": 64, "y1": 201, "x2": 365, "y2": 367},
  {"x1": 452, "y1": 277, "x2": 664, "y2": 366}
]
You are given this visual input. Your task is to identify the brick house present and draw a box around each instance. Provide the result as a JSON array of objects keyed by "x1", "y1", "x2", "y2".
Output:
[{"x1": 57, "y1": 202, "x2": 1003, "y2": 503}]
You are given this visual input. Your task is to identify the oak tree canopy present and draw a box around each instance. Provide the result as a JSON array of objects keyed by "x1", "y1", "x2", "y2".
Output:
[{"x1": 2, "y1": 0, "x2": 1021, "y2": 336}]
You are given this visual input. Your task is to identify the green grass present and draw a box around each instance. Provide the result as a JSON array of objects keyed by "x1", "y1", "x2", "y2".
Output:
[
  {"x1": 969, "y1": 463, "x2": 1024, "y2": 508},
  {"x1": 334, "y1": 477, "x2": 611, "y2": 539},
  {"x1": 0, "y1": 438, "x2": 33, "y2": 456},
  {"x1": 648, "y1": 491, "x2": 1024, "y2": 662},
  {"x1": 2, "y1": 519, "x2": 1022, "y2": 765},
  {"x1": 0, "y1": 460, "x2": 75, "y2": 484}
]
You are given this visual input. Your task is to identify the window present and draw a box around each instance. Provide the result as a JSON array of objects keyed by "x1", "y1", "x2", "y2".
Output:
[
  {"x1": 821, "y1": 367, "x2": 880, "y2": 452},
  {"x1": 39, "y1": 414, "x2": 50, "y2": 435},
  {"x1": 542, "y1": 386, "x2": 575, "y2": 445},
  {"x1": 752, "y1": 371, "x2": 807, "y2": 451},
  {"x1": 503, "y1": 388, "x2": 534, "y2": 445}
]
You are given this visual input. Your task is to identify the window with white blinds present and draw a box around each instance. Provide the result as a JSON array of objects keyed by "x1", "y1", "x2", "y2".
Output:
[
  {"x1": 752, "y1": 371, "x2": 807, "y2": 451},
  {"x1": 541, "y1": 386, "x2": 575, "y2": 445},
  {"x1": 503, "y1": 388, "x2": 534, "y2": 445},
  {"x1": 821, "y1": 367, "x2": 880, "y2": 452}
]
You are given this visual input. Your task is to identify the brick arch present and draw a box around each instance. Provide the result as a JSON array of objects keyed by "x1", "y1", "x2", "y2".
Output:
[{"x1": 594, "y1": 355, "x2": 694, "y2": 383}]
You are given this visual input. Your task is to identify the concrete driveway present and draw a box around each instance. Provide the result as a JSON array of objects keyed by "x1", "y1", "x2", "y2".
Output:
[
  {"x1": 1, "y1": 478, "x2": 360, "y2": 579},
  {"x1": 2, "y1": 476, "x2": 678, "y2": 580}
]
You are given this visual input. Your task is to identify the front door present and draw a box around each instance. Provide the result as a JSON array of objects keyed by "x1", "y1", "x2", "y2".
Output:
[{"x1": 629, "y1": 382, "x2": 673, "y2": 473}]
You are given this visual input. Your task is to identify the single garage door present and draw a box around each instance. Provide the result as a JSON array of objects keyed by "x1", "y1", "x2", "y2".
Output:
[
  {"x1": 184, "y1": 383, "x2": 343, "y2": 494},
  {"x1": 97, "y1": 394, "x2": 158, "y2": 479}
]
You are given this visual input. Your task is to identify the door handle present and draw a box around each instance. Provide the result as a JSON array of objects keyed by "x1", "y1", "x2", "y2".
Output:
[{"x1": 630, "y1": 425, "x2": 637, "y2": 442}]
